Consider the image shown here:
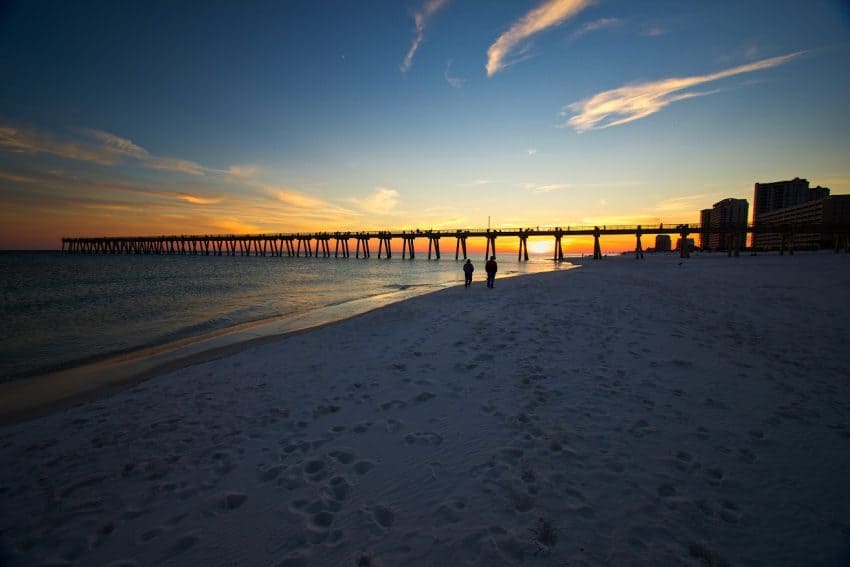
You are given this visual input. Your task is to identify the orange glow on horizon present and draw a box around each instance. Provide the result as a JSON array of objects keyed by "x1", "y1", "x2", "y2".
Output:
[{"x1": 1, "y1": 198, "x2": 665, "y2": 255}]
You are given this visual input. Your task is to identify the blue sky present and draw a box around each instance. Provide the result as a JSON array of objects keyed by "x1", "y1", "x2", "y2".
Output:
[{"x1": 1, "y1": 0, "x2": 849, "y2": 248}]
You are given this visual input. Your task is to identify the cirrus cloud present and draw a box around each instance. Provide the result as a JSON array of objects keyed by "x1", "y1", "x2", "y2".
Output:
[
  {"x1": 0, "y1": 124, "x2": 227, "y2": 176},
  {"x1": 486, "y1": 0, "x2": 591, "y2": 77},
  {"x1": 565, "y1": 51, "x2": 804, "y2": 132},
  {"x1": 401, "y1": 0, "x2": 449, "y2": 73}
]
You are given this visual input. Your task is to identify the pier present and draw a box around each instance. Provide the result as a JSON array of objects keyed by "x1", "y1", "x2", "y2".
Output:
[{"x1": 61, "y1": 223, "x2": 850, "y2": 260}]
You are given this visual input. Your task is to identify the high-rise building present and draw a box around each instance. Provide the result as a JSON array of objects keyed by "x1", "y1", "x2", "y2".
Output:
[
  {"x1": 707, "y1": 198, "x2": 749, "y2": 251},
  {"x1": 753, "y1": 177, "x2": 829, "y2": 217},
  {"x1": 752, "y1": 178, "x2": 832, "y2": 249},
  {"x1": 756, "y1": 195, "x2": 850, "y2": 250}
]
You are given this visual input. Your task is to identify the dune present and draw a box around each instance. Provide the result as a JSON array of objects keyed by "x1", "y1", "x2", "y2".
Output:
[{"x1": 1, "y1": 252, "x2": 849, "y2": 566}]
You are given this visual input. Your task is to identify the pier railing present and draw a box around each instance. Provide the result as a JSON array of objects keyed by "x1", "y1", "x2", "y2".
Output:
[{"x1": 61, "y1": 222, "x2": 850, "y2": 260}]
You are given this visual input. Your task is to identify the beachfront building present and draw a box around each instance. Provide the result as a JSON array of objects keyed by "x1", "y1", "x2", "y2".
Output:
[
  {"x1": 700, "y1": 209, "x2": 712, "y2": 250},
  {"x1": 756, "y1": 195, "x2": 850, "y2": 251},
  {"x1": 707, "y1": 198, "x2": 749, "y2": 251},
  {"x1": 753, "y1": 178, "x2": 830, "y2": 248},
  {"x1": 753, "y1": 177, "x2": 830, "y2": 216},
  {"x1": 654, "y1": 234, "x2": 671, "y2": 252}
]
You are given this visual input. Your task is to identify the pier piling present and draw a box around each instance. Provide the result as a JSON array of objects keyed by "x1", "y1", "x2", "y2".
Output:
[{"x1": 60, "y1": 223, "x2": 850, "y2": 259}]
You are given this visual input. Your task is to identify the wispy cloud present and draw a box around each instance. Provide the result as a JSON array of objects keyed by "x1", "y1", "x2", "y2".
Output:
[
  {"x1": 401, "y1": 0, "x2": 449, "y2": 73},
  {"x1": 521, "y1": 180, "x2": 644, "y2": 192},
  {"x1": 570, "y1": 17, "x2": 622, "y2": 40},
  {"x1": 83, "y1": 129, "x2": 214, "y2": 175},
  {"x1": 564, "y1": 52, "x2": 804, "y2": 132},
  {"x1": 640, "y1": 23, "x2": 665, "y2": 37},
  {"x1": 526, "y1": 148, "x2": 538, "y2": 156},
  {"x1": 458, "y1": 179, "x2": 494, "y2": 187},
  {"x1": 349, "y1": 187, "x2": 401, "y2": 215},
  {"x1": 177, "y1": 193, "x2": 223, "y2": 205},
  {"x1": 0, "y1": 171, "x2": 40, "y2": 184},
  {"x1": 0, "y1": 126, "x2": 118, "y2": 164},
  {"x1": 444, "y1": 59, "x2": 465, "y2": 88},
  {"x1": 269, "y1": 187, "x2": 361, "y2": 219},
  {"x1": 530, "y1": 183, "x2": 572, "y2": 193},
  {"x1": 0, "y1": 125, "x2": 225, "y2": 176},
  {"x1": 486, "y1": 0, "x2": 591, "y2": 77}
]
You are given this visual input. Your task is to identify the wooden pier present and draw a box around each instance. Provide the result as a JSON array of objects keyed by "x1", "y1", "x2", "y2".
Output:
[{"x1": 61, "y1": 223, "x2": 850, "y2": 260}]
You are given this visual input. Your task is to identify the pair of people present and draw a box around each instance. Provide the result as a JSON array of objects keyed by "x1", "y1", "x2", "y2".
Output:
[{"x1": 463, "y1": 256, "x2": 497, "y2": 288}]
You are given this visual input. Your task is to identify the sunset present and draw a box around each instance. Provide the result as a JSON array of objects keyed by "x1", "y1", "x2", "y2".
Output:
[
  {"x1": 2, "y1": 1, "x2": 849, "y2": 250},
  {"x1": 2, "y1": 2, "x2": 850, "y2": 565}
]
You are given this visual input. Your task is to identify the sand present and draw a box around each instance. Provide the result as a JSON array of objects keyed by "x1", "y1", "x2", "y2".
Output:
[{"x1": 1, "y1": 252, "x2": 849, "y2": 566}]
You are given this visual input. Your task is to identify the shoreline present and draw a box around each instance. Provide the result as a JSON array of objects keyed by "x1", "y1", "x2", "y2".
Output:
[{"x1": 0, "y1": 265, "x2": 575, "y2": 426}]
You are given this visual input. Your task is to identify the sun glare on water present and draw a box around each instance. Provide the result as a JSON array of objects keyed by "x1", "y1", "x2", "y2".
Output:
[{"x1": 529, "y1": 240, "x2": 553, "y2": 255}]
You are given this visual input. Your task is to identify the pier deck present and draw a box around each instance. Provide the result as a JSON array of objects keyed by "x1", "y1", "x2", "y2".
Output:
[{"x1": 61, "y1": 223, "x2": 850, "y2": 260}]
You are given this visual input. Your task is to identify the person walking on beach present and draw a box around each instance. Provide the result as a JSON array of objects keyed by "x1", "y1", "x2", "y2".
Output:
[
  {"x1": 463, "y1": 259, "x2": 474, "y2": 288},
  {"x1": 485, "y1": 256, "x2": 497, "y2": 288}
]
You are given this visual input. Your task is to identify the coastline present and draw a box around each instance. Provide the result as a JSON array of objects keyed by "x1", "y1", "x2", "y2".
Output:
[
  {"x1": 0, "y1": 265, "x2": 572, "y2": 425},
  {"x1": 1, "y1": 252, "x2": 848, "y2": 565}
]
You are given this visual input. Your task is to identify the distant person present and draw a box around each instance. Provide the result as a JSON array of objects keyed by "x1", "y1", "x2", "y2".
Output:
[
  {"x1": 485, "y1": 256, "x2": 497, "y2": 288},
  {"x1": 463, "y1": 259, "x2": 474, "y2": 288}
]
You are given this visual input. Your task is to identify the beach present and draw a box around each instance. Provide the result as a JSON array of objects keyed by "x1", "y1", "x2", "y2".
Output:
[{"x1": 1, "y1": 253, "x2": 849, "y2": 566}]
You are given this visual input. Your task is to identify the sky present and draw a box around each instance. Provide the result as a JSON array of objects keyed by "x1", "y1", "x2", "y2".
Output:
[{"x1": 1, "y1": 0, "x2": 849, "y2": 251}]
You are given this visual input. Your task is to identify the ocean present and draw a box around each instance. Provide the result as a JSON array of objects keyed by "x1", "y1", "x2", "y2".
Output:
[{"x1": 0, "y1": 252, "x2": 572, "y2": 382}]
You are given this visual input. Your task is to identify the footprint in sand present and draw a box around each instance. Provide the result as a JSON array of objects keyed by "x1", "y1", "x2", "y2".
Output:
[
  {"x1": 433, "y1": 499, "x2": 466, "y2": 525},
  {"x1": 404, "y1": 432, "x2": 443, "y2": 446},
  {"x1": 630, "y1": 419, "x2": 656, "y2": 438},
  {"x1": 353, "y1": 460, "x2": 374, "y2": 475},
  {"x1": 312, "y1": 404, "x2": 341, "y2": 419},
  {"x1": 371, "y1": 505, "x2": 395, "y2": 528},
  {"x1": 320, "y1": 476, "x2": 350, "y2": 503},
  {"x1": 737, "y1": 448, "x2": 757, "y2": 464},
  {"x1": 163, "y1": 529, "x2": 202, "y2": 559},
  {"x1": 304, "y1": 511, "x2": 335, "y2": 544},
  {"x1": 303, "y1": 460, "x2": 327, "y2": 482},
  {"x1": 203, "y1": 492, "x2": 247, "y2": 517},
  {"x1": 328, "y1": 449, "x2": 356, "y2": 465},
  {"x1": 414, "y1": 391, "x2": 435, "y2": 402},
  {"x1": 258, "y1": 464, "x2": 287, "y2": 483},
  {"x1": 704, "y1": 467, "x2": 724, "y2": 485}
]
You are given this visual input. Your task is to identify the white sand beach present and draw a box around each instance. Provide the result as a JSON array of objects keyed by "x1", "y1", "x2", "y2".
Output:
[{"x1": 1, "y1": 253, "x2": 849, "y2": 566}]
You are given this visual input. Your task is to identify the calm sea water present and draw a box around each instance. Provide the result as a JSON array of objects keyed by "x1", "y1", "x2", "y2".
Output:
[{"x1": 0, "y1": 252, "x2": 570, "y2": 381}]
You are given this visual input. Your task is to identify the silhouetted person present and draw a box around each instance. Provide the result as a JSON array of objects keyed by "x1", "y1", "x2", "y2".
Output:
[
  {"x1": 463, "y1": 259, "x2": 474, "y2": 287},
  {"x1": 485, "y1": 256, "x2": 497, "y2": 288}
]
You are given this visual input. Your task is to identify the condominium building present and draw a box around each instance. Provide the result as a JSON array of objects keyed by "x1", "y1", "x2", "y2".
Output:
[
  {"x1": 755, "y1": 195, "x2": 850, "y2": 250},
  {"x1": 753, "y1": 178, "x2": 829, "y2": 247},
  {"x1": 753, "y1": 177, "x2": 829, "y2": 217},
  {"x1": 707, "y1": 198, "x2": 749, "y2": 251}
]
